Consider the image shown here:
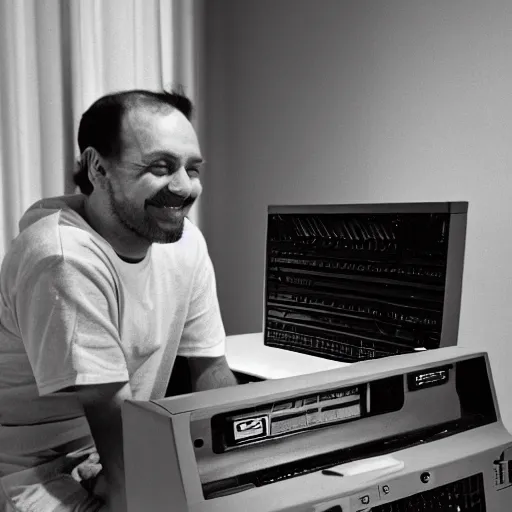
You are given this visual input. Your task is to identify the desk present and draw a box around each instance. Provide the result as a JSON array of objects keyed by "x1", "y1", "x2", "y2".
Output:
[{"x1": 225, "y1": 332, "x2": 351, "y2": 380}]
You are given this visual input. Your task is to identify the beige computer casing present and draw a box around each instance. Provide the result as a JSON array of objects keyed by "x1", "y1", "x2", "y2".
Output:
[{"x1": 123, "y1": 346, "x2": 512, "y2": 512}]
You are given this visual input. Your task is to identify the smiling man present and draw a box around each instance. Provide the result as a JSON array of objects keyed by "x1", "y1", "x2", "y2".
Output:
[{"x1": 0, "y1": 90, "x2": 237, "y2": 511}]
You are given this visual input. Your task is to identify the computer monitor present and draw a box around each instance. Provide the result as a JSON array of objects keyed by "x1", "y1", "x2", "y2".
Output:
[{"x1": 263, "y1": 202, "x2": 468, "y2": 363}]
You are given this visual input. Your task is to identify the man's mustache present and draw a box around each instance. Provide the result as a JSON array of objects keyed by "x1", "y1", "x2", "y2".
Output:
[{"x1": 146, "y1": 193, "x2": 195, "y2": 208}]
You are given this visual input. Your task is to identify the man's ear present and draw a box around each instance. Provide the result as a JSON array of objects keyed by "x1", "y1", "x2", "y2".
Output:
[
  {"x1": 81, "y1": 146, "x2": 97, "y2": 166},
  {"x1": 82, "y1": 147, "x2": 107, "y2": 183}
]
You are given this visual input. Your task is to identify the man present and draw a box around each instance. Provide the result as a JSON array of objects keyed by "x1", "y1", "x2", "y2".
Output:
[{"x1": 0, "y1": 89, "x2": 237, "y2": 511}]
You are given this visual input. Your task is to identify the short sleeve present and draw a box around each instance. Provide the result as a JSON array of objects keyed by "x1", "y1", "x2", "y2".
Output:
[
  {"x1": 15, "y1": 255, "x2": 128, "y2": 395},
  {"x1": 177, "y1": 241, "x2": 226, "y2": 358}
]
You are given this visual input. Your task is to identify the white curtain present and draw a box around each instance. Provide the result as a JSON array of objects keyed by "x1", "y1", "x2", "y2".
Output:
[{"x1": 0, "y1": 0, "x2": 204, "y2": 260}]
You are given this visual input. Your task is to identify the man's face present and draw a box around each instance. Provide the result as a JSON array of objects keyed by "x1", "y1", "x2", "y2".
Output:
[{"x1": 103, "y1": 107, "x2": 203, "y2": 244}]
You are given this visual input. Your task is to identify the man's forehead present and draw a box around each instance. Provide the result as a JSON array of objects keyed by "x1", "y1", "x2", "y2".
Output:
[{"x1": 121, "y1": 107, "x2": 200, "y2": 157}]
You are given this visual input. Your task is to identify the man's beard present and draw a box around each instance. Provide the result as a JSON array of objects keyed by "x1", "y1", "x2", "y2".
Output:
[{"x1": 106, "y1": 182, "x2": 191, "y2": 244}]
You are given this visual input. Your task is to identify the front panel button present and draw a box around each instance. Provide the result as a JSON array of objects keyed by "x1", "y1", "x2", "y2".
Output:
[
  {"x1": 421, "y1": 471, "x2": 431, "y2": 484},
  {"x1": 350, "y1": 487, "x2": 379, "y2": 509}
]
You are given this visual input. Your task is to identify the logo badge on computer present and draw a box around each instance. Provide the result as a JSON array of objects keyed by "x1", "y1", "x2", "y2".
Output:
[{"x1": 233, "y1": 416, "x2": 269, "y2": 441}]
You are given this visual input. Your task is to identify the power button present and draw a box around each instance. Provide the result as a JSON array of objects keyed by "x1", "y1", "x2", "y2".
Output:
[{"x1": 350, "y1": 487, "x2": 379, "y2": 509}]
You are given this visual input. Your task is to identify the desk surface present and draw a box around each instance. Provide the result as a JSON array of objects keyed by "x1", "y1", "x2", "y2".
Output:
[{"x1": 225, "y1": 332, "x2": 350, "y2": 379}]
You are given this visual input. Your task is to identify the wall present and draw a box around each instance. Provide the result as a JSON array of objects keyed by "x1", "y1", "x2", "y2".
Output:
[{"x1": 202, "y1": 0, "x2": 512, "y2": 427}]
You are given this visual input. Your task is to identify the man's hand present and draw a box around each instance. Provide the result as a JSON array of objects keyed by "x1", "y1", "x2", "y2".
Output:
[
  {"x1": 71, "y1": 449, "x2": 102, "y2": 484},
  {"x1": 188, "y1": 355, "x2": 237, "y2": 392},
  {"x1": 72, "y1": 382, "x2": 133, "y2": 512}
]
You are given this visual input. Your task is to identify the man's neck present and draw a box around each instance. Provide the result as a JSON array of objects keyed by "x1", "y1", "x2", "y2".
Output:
[
  {"x1": 116, "y1": 253, "x2": 147, "y2": 264},
  {"x1": 82, "y1": 197, "x2": 150, "y2": 263}
]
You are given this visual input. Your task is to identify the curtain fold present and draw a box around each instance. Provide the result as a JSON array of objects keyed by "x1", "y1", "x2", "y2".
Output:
[{"x1": 0, "y1": 0, "x2": 202, "y2": 260}]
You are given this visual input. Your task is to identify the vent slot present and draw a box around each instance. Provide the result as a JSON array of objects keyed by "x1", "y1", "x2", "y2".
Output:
[{"x1": 371, "y1": 473, "x2": 486, "y2": 511}]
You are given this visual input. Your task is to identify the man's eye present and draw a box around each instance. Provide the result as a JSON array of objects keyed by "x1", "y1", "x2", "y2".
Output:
[
  {"x1": 149, "y1": 163, "x2": 172, "y2": 174},
  {"x1": 147, "y1": 162, "x2": 200, "y2": 177},
  {"x1": 187, "y1": 168, "x2": 200, "y2": 178}
]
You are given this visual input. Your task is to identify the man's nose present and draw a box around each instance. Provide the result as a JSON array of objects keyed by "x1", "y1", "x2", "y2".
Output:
[{"x1": 168, "y1": 167, "x2": 192, "y2": 197}]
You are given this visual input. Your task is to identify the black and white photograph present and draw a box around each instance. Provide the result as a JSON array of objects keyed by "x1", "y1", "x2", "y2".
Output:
[{"x1": 1, "y1": 1, "x2": 511, "y2": 511}]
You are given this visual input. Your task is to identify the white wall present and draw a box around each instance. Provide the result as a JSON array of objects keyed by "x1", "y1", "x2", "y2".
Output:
[{"x1": 203, "y1": 0, "x2": 512, "y2": 427}]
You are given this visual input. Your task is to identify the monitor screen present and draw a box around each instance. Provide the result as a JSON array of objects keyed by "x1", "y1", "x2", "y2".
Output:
[{"x1": 264, "y1": 202, "x2": 468, "y2": 362}]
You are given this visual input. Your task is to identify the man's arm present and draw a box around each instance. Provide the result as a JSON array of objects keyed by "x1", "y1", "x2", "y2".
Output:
[
  {"x1": 73, "y1": 382, "x2": 132, "y2": 512},
  {"x1": 188, "y1": 355, "x2": 238, "y2": 392}
]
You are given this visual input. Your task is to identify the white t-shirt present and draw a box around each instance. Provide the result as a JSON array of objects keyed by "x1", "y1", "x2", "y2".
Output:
[{"x1": 0, "y1": 194, "x2": 225, "y2": 476}]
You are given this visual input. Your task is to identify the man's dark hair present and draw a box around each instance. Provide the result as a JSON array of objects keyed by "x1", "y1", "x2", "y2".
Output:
[{"x1": 73, "y1": 88, "x2": 194, "y2": 195}]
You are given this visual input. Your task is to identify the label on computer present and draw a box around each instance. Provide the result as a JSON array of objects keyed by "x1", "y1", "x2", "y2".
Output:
[
  {"x1": 407, "y1": 365, "x2": 452, "y2": 391},
  {"x1": 233, "y1": 416, "x2": 269, "y2": 441}
]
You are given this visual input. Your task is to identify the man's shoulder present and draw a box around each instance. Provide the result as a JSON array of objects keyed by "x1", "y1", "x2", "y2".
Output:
[
  {"x1": 8, "y1": 195, "x2": 91, "y2": 258},
  {"x1": 2, "y1": 210, "x2": 64, "y2": 283},
  {"x1": 2, "y1": 208, "x2": 112, "y2": 291}
]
